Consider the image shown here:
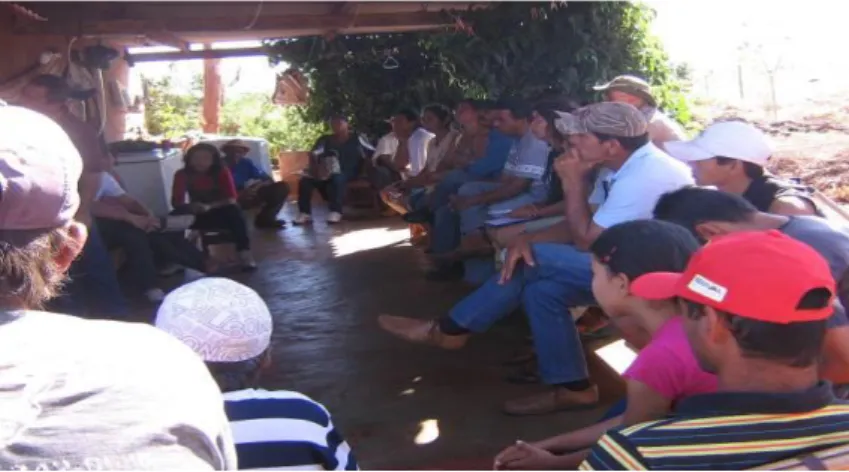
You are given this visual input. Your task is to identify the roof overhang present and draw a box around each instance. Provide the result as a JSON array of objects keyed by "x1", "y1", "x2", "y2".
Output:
[{"x1": 9, "y1": 2, "x2": 478, "y2": 47}]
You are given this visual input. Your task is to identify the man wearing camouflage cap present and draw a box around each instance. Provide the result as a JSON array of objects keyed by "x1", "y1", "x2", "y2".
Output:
[
  {"x1": 379, "y1": 102, "x2": 694, "y2": 415},
  {"x1": 594, "y1": 74, "x2": 687, "y2": 150}
]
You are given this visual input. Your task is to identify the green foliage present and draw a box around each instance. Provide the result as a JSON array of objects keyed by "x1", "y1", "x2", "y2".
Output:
[
  {"x1": 266, "y1": 1, "x2": 691, "y2": 136},
  {"x1": 220, "y1": 93, "x2": 327, "y2": 154},
  {"x1": 141, "y1": 72, "x2": 202, "y2": 138}
]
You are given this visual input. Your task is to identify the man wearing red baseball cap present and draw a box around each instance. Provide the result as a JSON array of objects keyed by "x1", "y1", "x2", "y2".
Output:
[{"x1": 580, "y1": 231, "x2": 849, "y2": 470}]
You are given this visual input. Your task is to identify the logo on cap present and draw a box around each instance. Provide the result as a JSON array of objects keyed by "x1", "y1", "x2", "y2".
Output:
[{"x1": 687, "y1": 275, "x2": 728, "y2": 303}]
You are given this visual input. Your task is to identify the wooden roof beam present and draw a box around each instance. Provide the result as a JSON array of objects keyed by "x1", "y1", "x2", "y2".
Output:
[
  {"x1": 144, "y1": 31, "x2": 191, "y2": 51},
  {"x1": 11, "y1": 11, "x2": 448, "y2": 36}
]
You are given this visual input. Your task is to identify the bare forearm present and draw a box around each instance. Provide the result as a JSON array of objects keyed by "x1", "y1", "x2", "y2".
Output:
[
  {"x1": 535, "y1": 415, "x2": 622, "y2": 453},
  {"x1": 90, "y1": 201, "x2": 134, "y2": 222},
  {"x1": 76, "y1": 172, "x2": 102, "y2": 225},
  {"x1": 563, "y1": 181, "x2": 594, "y2": 250},
  {"x1": 536, "y1": 201, "x2": 565, "y2": 217}
]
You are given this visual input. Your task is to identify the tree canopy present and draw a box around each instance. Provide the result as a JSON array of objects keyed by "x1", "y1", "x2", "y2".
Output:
[{"x1": 266, "y1": 1, "x2": 690, "y2": 137}]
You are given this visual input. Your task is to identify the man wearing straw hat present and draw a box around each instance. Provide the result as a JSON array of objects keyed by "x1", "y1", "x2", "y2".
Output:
[
  {"x1": 222, "y1": 139, "x2": 291, "y2": 229},
  {"x1": 593, "y1": 74, "x2": 687, "y2": 150}
]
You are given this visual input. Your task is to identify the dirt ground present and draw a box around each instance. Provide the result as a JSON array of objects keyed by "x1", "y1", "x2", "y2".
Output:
[{"x1": 691, "y1": 96, "x2": 849, "y2": 203}]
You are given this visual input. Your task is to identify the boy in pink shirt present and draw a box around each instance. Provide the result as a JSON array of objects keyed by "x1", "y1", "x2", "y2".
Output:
[{"x1": 495, "y1": 219, "x2": 717, "y2": 470}]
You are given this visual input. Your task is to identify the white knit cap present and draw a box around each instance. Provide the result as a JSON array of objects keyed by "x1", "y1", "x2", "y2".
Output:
[{"x1": 155, "y1": 278, "x2": 273, "y2": 363}]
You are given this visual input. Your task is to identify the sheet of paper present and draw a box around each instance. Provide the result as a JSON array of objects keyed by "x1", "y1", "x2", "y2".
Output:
[{"x1": 485, "y1": 217, "x2": 531, "y2": 228}]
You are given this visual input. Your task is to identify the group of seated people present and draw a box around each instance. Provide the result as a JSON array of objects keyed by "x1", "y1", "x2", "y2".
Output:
[
  {"x1": 5, "y1": 68, "x2": 849, "y2": 471},
  {"x1": 11, "y1": 73, "x2": 298, "y2": 310},
  {"x1": 0, "y1": 104, "x2": 357, "y2": 470},
  {"x1": 364, "y1": 76, "x2": 849, "y2": 468}
]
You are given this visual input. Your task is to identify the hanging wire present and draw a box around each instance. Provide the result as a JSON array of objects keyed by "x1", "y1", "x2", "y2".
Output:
[{"x1": 243, "y1": 0, "x2": 263, "y2": 30}]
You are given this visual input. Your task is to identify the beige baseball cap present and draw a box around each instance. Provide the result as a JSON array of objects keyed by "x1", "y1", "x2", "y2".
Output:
[{"x1": 554, "y1": 102, "x2": 649, "y2": 138}]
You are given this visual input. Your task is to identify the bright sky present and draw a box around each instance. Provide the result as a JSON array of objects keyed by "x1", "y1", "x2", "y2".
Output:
[{"x1": 129, "y1": 2, "x2": 849, "y2": 106}]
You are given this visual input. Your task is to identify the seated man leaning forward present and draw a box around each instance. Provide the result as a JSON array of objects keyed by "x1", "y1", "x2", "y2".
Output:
[
  {"x1": 665, "y1": 119, "x2": 821, "y2": 216},
  {"x1": 156, "y1": 278, "x2": 358, "y2": 471},
  {"x1": 379, "y1": 102, "x2": 694, "y2": 415},
  {"x1": 593, "y1": 74, "x2": 687, "y2": 151},
  {"x1": 221, "y1": 139, "x2": 291, "y2": 229},
  {"x1": 654, "y1": 187, "x2": 849, "y2": 388},
  {"x1": 581, "y1": 231, "x2": 849, "y2": 470},
  {"x1": 448, "y1": 97, "x2": 551, "y2": 246},
  {"x1": 296, "y1": 114, "x2": 374, "y2": 225},
  {"x1": 0, "y1": 105, "x2": 236, "y2": 469},
  {"x1": 92, "y1": 172, "x2": 210, "y2": 304},
  {"x1": 370, "y1": 107, "x2": 434, "y2": 194}
]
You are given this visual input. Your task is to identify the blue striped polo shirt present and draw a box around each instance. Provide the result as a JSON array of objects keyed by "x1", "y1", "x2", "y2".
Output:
[{"x1": 223, "y1": 389, "x2": 358, "y2": 470}]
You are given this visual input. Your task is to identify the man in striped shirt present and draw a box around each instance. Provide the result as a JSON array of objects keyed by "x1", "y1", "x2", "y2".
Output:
[
  {"x1": 581, "y1": 231, "x2": 849, "y2": 470},
  {"x1": 155, "y1": 278, "x2": 358, "y2": 470}
]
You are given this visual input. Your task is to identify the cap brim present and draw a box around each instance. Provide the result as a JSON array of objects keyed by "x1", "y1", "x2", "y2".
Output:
[
  {"x1": 631, "y1": 272, "x2": 683, "y2": 300},
  {"x1": 592, "y1": 81, "x2": 612, "y2": 92},
  {"x1": 664, "y1": 140, "x2": 715, "y2": 162},
  {"x1": 554, "y1": 110, "x2": 586, "y2": 135}
]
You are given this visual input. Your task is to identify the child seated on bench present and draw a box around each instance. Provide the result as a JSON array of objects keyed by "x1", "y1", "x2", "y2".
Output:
[{"x1": 494, "y1": 220, "x2": 716, "y2": 470}]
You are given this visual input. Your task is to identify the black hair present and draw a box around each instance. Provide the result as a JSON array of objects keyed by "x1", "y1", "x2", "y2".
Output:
[
  {"x1": 653, "y1": 187, "x2": 758, "y2": 242},
  {"x1": 206, "y1": 350, "x2": 267, "y2": 393},
  {"x1": 327, "y1": 113, "x2": 348, "y2": 123},
  {"x1": 29, "y1": 74, "x2": 71, "y2": 103},
  {"x1": 682, "y1": 288, "x2": 831, "y2": 368},
  {"x1": 533, "y1": 99, "x2": 576, "y2": 150},
  {"x1": 592, "y1": 132, "x2": 650, "y2": 153},
  {"x1": 590, "y1": 219, "x2": 700, "y2": 281},
  {"x1": 716, "y1": 157, "x2": 766, "y2": 179},
  {"x1": 183, "y1": 142, "x2": 224, "y2": 175},
  {"x1": 394, "y1": 107, "x2": 420, "y2": 123},
  {"x1": 493, "y1": 96, "x2": 533, "y2": 120},
  {"x1": 422, "y1": 103, "x2": 453, "y2": 128}
]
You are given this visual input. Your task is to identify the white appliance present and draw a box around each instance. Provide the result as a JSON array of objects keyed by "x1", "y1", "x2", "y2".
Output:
[
  {"x1": 201, "y1": 136, "x2": 273, "y2": 176},
  {"x1": 113, "y1": 148, "x2": 183, "y2": 216}
]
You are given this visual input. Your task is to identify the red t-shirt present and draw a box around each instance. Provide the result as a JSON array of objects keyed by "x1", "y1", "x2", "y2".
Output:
[{"x1": 172, "y1": 167, "x2": 238, "y2": 207}]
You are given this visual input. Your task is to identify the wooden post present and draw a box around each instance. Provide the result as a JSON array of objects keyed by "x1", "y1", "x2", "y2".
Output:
[
  {"x1": 103, "y1": 48, "x2": 130, "y2": 142},
  {"x1": 202, "y1": 44, "x2": 221, "y2": 134}
]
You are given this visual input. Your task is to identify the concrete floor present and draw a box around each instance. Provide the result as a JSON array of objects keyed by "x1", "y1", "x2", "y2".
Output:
[{"x1": 130, "y1": 205, "x2": 624, "y2": 470}]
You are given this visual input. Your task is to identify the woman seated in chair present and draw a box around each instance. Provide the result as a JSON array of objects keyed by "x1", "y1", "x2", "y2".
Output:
[{"x1": 172, "y1": 143, "x2": 256, "y2": 270}]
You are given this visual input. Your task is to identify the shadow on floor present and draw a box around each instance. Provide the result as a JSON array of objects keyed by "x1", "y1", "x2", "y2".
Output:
[{"x1": 129, "y1": 206, "x2": 623, "y2": 469}]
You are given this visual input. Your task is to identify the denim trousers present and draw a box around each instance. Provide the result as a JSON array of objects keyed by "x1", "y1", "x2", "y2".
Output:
[
  {"x1": 429, "y1": 169, "x2": 473, "y2": 255},
  {"x1": 448, "y1": 243, "x2": 595, "y2": 385}
]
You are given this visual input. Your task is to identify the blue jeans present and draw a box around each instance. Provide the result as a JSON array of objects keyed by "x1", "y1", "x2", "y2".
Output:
[
  {"x1": 53, "y1": 222, "x2": 129, "y2": 318},
  {"x1": 449, "y1": 243, "x2": 595, "y2": 385},
  {"x1": 429, "y1": 168, "x2": 472, "y2": 210}
]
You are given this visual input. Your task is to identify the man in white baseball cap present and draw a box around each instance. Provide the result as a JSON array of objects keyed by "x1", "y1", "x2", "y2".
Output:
[
  {"x1": 156, "y1": 278, "x2": 358, "y2": 471},
  {"x1": 0, "y1": 104, "x2": 237, "y2": 469},
  {"x1": 665, "y1": 120, "x2": 820, "y2": 216}
]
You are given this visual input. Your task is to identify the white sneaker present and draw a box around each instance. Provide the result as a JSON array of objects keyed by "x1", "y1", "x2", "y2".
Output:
[
  {"x1": 293, "y1": 213, "x2": 312, "y2": 225},
  {"x1": 327, "y1": 211, "x2": 342, "y2": 224},
  {"x1": 239, "y1": 251, "x2": 257, "y2": 270},
  {"x1": 145, "y1": 288, "x2": 166, "y2": 303}
]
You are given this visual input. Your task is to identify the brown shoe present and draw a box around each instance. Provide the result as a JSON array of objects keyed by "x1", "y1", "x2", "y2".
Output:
[
  {"x1": 502, "y1": 385, "x2": 599, "y2": 416},
  {"x1": 378, "y1": 315, "x2": 469, "y2": 350}
]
